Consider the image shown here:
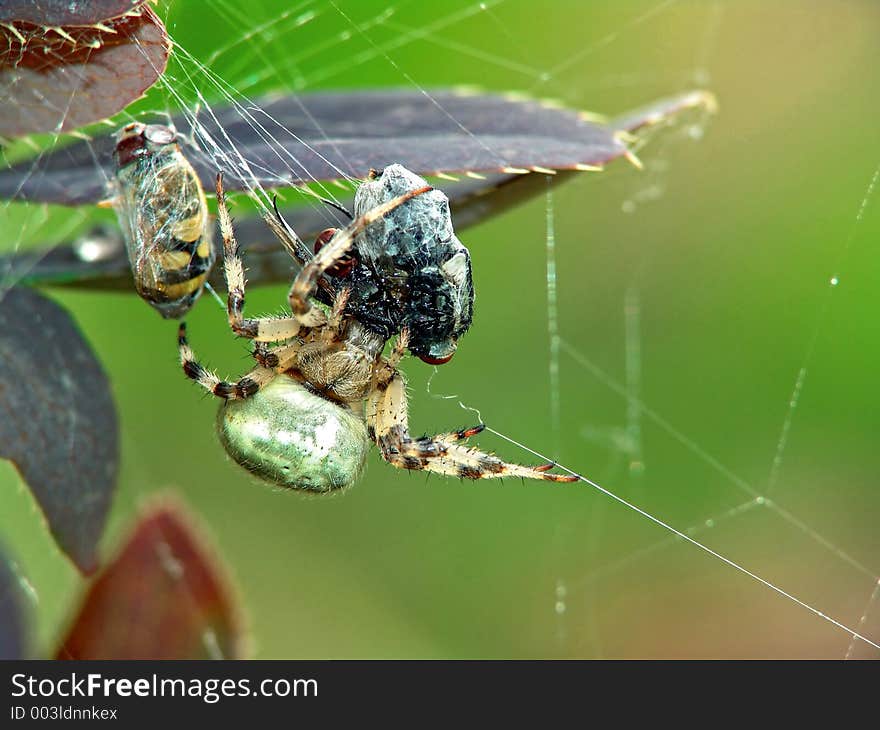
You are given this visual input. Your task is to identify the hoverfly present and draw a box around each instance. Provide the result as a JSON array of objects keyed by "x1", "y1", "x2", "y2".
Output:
[{"x1": 109, "y1": 122, "x2": 215, "y2": 318}]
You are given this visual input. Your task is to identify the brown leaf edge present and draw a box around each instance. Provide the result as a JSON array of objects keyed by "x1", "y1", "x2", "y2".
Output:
[
  {"x1": 0, "y1": 4, "x2": 170, "y2": 137},
  {"x1": 0, "y1": 1, "x2": 150, "y2": 26}
]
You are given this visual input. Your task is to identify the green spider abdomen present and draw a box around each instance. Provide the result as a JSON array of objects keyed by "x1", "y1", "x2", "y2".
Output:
[{"x1": 216, "y1": 376, "x2": 369, "y2": 492}]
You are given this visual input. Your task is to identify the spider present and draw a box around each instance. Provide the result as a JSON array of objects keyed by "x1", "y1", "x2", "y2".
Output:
[{"x1": 178, "y1": 164, "x2": 577, "y2": 491}]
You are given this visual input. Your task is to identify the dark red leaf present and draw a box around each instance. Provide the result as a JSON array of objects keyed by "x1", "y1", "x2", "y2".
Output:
[
  {"x1": 56, "y1": 502, "x2": 245, "y2": 660},
  {"x1": 0, "y1": 286, "x2": 118, "y2": 574},
  {"x1": 0, "y1": 5, "x2": 169, "y2": 137},
  {"x1": 0, "y1": 1, "x2": 149, "y2": 25}
]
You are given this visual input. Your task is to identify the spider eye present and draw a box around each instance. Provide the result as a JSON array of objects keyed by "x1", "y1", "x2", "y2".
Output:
[{"x1": 313, "y1": 227, "x2": 356, "y2": 278}]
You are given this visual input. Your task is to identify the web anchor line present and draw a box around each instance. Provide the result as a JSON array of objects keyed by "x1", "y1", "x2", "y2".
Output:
[{"x1": 484, "y1": 426, "x2": 880, "y2": 652}]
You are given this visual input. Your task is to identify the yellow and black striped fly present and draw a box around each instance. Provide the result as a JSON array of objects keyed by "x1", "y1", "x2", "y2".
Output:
[{"x1": 111, "y1": 122, "x2": 215, "y2": 318}]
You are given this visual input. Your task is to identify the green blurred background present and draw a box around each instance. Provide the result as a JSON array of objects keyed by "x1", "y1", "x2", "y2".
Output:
[{"x1": 2, "y1": 0, "x2": 879, "y2": 658}]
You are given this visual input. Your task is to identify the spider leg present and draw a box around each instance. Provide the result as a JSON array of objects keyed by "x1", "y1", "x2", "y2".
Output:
[
  {"x1": 178, "y1": 322, "x2": 275, "y2": 400},
  {"x1": 287, "y1": 184, "x2": 432, "y2": 324},
  {"x1": 263, "y1": 199, "x2": 338, "y2": 303},
  {"x1": 373, "y1": 329, "x2": 409, "y2": 387},
  {"x1": 250, "y1": 288, "x2": 350, "y2": 369},
  {"x1": 365, "y1": 372, "x2": 577, "y2": 483},
  {"x1": 251, "y1": 339, "x2": 305, "y2": 370},
  {"x1": 384, "y1": 328, "x2": 409, "y2": 371},
  {"x1": 215, "y1": 173, "x2": 314, "y2": 341},
  {"x1": 268, "y1": 194, "x2": 314, "y2": 267},
  {"x1": 324, "y1": 286, "x2": 351, "y2": 341}
]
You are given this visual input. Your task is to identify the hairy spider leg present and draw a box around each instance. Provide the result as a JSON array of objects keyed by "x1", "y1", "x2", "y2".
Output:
[
  {"x1": 250, "y1": 288, "x2": 350, "y2": 371},
  {"x1": 267, "y1": 194, "x2": 316, "y2": 267},
  {"x1": 178, "y1": 319, "x2": 311, "y2": 400},
  {"x1": 216, "y1": 173, "x2": 312, "y2": 342},
  {"x1": 372, "y1": 328, "x2": 409, "y2": 387},
  {"x1": 365, "y1": 372, "x2": 578, "y2": 483},
  {"x1": 251, "y1": 339, "x2": 305, "y2": 370}
]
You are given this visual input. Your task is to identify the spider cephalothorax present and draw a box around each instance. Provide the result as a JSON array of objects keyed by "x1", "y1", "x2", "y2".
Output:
[{"x1": 178, "y1": 165, "x2": 575, "y2": 492}]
